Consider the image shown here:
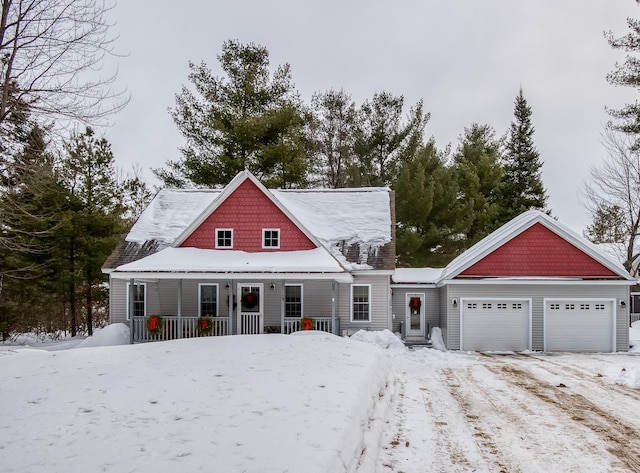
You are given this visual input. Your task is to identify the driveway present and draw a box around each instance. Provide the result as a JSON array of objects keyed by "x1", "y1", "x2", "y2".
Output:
[{"x1": 375, "y1": 350, "x2": 640, "y2": 473}]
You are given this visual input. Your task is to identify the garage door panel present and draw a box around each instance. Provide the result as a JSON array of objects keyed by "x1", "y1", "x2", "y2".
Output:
[
  {"x1": 545, "y1": 300, "x2": 613, "y2": 352},
  {"x1": 462, "y1": 300, "x2": 529, "y2": 351}
]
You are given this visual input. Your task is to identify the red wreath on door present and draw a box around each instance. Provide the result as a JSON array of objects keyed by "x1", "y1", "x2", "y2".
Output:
[{"x1": 409, "y1": 297, "x2": 421, "y2": 311}]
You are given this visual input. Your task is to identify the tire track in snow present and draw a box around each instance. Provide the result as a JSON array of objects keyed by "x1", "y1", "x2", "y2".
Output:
[{"x1": 486, "y1": 360, "x2": 640, "y2": 472}]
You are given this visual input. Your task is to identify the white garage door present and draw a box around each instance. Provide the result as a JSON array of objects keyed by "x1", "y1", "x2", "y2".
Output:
[
  {"x1": 461, "y1": 299, "x2": 530, "y2": 351},
  {"x1": 545, "y1": 300, "x2": 614, "y2": 352}
]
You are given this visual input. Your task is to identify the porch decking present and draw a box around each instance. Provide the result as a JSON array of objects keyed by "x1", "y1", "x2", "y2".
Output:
[{"x1": 131, "y1": 316, "x2": 334, "y2": 343}]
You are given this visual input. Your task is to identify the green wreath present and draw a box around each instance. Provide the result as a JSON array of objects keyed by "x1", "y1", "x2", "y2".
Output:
[
  {"x1": 197, "y1": 316, "x2": 214, "y2": 336},
  {"x1": 146, "y1": 315, "x2": 163, "y2": 336},
  {"x1": 300, "y1": 317, "x2": 316, "y2": 331},
  {"x1": 242, "y1": 291, "x2": 259, "y2": 309}
]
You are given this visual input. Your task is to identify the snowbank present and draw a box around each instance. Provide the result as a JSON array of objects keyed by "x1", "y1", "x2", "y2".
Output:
[{"x1": 77, "y1": 323, "x2": 130, "y2": 348}]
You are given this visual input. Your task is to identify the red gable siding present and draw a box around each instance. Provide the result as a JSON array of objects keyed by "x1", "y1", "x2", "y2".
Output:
[
  {"x1": 459, "y1": 223, "x2": 617, "y2": 278},
  {"x1": 179, "y1": 179, "x2": 316, "y2": 252}
]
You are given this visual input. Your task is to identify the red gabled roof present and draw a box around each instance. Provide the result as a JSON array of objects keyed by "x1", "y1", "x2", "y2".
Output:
[
  {"x1": 459, "y1": 222, "x2": 618, "y2": 278},
  {"x1": 179, "y1": 177, "x2": 316, "y2": 252}
]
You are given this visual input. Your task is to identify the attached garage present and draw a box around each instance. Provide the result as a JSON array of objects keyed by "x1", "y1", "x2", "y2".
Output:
[
  {"x1": 544, "y1": 299, "x2": 615, "y2": 352},
  {"x1": 461, "y1": 299, "x2": 530, "y2": 351}
]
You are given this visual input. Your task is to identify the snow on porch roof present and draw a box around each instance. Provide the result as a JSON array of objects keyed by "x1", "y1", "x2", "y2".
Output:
[
  {"x1": 126, "y1": 186, "x2": 392, "y2": 248},
  {"x1": 112, "y1": 247, "x2": 352, "y2": 281}
]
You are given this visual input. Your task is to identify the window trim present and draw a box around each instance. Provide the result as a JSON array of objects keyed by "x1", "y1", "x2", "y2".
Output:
[
  {"x1": 284, "y1": 284, "x2": 303, "y2": 318},
  {"x1": 262, "y1": 228, "x2": 280, "y2": 249},
  {"x1": 125, "y1": 282, "x2": 146, "y2": 321},
  {"x1": 215, "y1": 228, "x2": 234, "y2": 249},
  {"x1": 198, "y1": 283, "x2": 219, "y2": 317},
  {"x1": 350, "y1": 284, "x2": 371, "y2": 323}
]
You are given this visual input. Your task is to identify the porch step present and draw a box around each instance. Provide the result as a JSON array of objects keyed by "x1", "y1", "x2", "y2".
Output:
[{"x1": 404, "y1": 339, "x2": 433, "y2": 349}]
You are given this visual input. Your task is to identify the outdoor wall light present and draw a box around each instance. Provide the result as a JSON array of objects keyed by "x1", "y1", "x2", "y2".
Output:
[
  {"x1": 270, "y1": 283, "x2": 276, "y2": 290},
  {"x1": 620, "y1": 300, "x2": 627, "y2": 308},
  {"x1": 452, "y1": 298, "x2": 458, "y2": 307},
  {"x1": 225, "y1": 283, "x2": 230, "y2": 290}
]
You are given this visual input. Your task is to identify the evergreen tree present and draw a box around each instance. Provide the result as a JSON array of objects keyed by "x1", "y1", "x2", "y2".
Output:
[
  {"x1": 395, "y1": 141, "x2": 471, "y2": 267},
  {"x1": 309, "y1": 89, "x2": 357, "y2": 188},
  {"x1": 454, "y1": 124, "x2": 504, "y2": 242},
  {"x1": 584, "y1": 203, "x2": 626, "y2": 244},
  {"x1": 59, "y1": 127, "x2": 126, "y2": 335},
  {"x1": 350, "y1": 92, "x2": 429, "y2": 187},
  {"x1": 500, "y1": 88, "x2": 548, "y2": 222},
  {"x1": 156, "y1": 40, "x2": 310, "y2": 188},
  {"x1": 605, "y1": 11, "x2": 640, "y2": 148}
]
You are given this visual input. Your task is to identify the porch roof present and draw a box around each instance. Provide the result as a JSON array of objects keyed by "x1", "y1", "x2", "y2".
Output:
[{"x1": 108, "y1": 247, "x2": 353, "y2": 282}]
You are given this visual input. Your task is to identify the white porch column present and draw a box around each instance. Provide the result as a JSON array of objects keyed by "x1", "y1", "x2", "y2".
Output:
[
  {"x1": 332, "y1": 280, "x2": 337, "y2": 335},
  {"x1": 128, "y1": 278, "x2": 135, "y2": 344},
  {"x1": 177, "y1": 279, "x2": 183, "y2": 339},
  {"x1": 280, "y1": 280, "x2": 285, "y2": 333},
  {"x1": 227, "y1": 280, "x2": 233, "y2": 335}
]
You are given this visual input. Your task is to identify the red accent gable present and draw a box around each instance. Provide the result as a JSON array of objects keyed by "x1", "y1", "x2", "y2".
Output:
[
  {"x1": 179, "y1": 179, "x2": 316, "y2": 252},
  {"x1": 459, "y1": 223, "x2": 617, "y2": 278}
]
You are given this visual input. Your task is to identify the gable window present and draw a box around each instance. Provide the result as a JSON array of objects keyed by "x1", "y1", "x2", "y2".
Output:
[
  {"x1": 126, "y1": 283, "x2": 146, "y2": 320},
  {"x1": 351, "y1": 284, "x2": 371, "y2": 322},
  {"x1": 263, "y1": 229, "x2": 280, "y2": 249},
  {"x1": 285, "y1": 284, "x2": 303, "y2": 318},
  {"x1": 216, "y1": 229, "x2": 233, "y2": 248},
  {"x1": 199, "y1": 284, "x2": 218, "y2": 317}
]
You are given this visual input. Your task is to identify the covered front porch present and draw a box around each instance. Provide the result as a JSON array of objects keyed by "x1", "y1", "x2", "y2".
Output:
[{"x1": 112, "y1": 273, "x2": 352, "y2": 343}]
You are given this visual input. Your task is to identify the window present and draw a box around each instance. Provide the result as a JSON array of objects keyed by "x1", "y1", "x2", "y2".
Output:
[
  {"x1": 285, "y1": 285, "x2": 303, "y2": 318},
  {"x1": 596, "y1": 304, "x2": 605, "y2": 310},
  {"x1": 482, "y1": 303, "x2": 492, "y2": 309},
  {"x1": 126, "y1": 283, "x2": 146, "y2": 320},
  {"x1": 199, "y1": 284, "x2": 218, "y2": 317},
  {"x1": 467, "y1": 303, "x2": 477, "y2": 309},
  {"x1": 565, "y1": 304, "x2": 575, "y2": 310},
  {"x1": 550, "y1": 304, "x2": 560, "y2": 310},
  {"x1": 351, "y1": 285, "x2": 371, "y2": 322},
  {"x1": 512, "y1": 303, "x2": 523, "y2": 309},
  {"x1": 262, "y1": 229, "x2": 280, "y2": 249},
  {"x1": 216, "y1": 229, "x2": 233, "y2": 248},
  {"x1": 580, "y1": 304, "x2": 590, "y2": 310},
  {"x1": 497, "y1": 303, "x2": 507, "y2": 309}
]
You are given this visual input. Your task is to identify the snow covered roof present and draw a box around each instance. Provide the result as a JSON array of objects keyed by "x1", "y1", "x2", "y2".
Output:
[
  {"x1": 126, "y1": 186, "x2": 391, "y2": 250},
  {"x1": 105, "y1": 171, "x2": 394, "y2": 274},
  {"x1": 441, "y1": 210, "x2": 634, "y2": 281},
  {"x1": 112, "y1": 247, "x2": 352, "y2": 281},
  {"x1": 392, "y1": 268, "x2": 443, "y2": 284}
]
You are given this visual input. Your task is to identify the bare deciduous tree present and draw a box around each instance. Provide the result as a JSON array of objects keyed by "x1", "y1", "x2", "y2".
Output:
[
  {"x1": 583, "y1": 130, "x2": 640, "y2": 276},
  {"x1": 0, "y1": 0, "x2": 126, "y2": 136}
]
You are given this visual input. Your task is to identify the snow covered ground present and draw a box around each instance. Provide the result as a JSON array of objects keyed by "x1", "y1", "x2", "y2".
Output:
[{"x1": 2, "y1": 325, "x2": 640, "y2": 472}]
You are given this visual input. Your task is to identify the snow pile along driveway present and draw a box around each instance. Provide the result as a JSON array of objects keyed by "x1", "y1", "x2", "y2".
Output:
[{"x1": 0, "y1": 331, "x2": 393, "y2": 473}]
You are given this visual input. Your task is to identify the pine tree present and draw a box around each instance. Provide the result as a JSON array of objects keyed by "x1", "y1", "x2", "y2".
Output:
[
  {"x1": 454, "y1": 124, "x2": 504, "y2": 242},
  {"x1": 156, "y1": 40, "x2": 310, "y2": 188},
  {"x1": 351, "y1": 92, "x2": 429, "y2": 187},
  {"x1": 500, "y1": 88, "x2": 548, "y2": 222},
  {"x1": 395, "y1": 141, "x2": 470, "y2": 267},
  {"x1": 309, "y1": 89, "x2": 356, "y2": 188}
]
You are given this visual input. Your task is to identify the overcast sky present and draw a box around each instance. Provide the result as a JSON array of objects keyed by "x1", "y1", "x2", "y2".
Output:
[{"x1": 104, "y1": 0, "x2": 640, "y2": 233}]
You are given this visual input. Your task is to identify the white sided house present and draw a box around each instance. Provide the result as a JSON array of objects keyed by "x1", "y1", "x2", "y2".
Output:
[
  {"x1": 102, "y1": 171, "x2": 635, "y2": 352},
  {"x1": 102, "y1": 171, "x2": 395, "y2": 343}
]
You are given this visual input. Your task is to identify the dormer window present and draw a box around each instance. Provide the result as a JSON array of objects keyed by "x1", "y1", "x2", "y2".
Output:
[
  {"x1": 262, "y1": 229, "x2": 280, "y2": 249},
  {"x1": 216, "y1": 229, "x2": 233, "y2": 248}
]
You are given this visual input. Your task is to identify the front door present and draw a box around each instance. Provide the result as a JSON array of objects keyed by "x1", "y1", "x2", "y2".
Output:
[
  {"x1": 237, "y1": 283, "x2": 263, "y2": 334},
  {"x1": 406, "y1": 293, "x2": 425, "y2": 338}
]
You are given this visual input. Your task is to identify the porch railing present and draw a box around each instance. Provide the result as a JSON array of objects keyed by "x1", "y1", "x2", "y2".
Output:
[
  {"x1": 283, "y1": 317, "x2": 333, "y2": 335},
  {"x1": 132, "y1": 316, "x2": 229, "y2": 342},
  {"x1": 631, "y1": 313, "x2": 640, "y2": 325},
  {"x1": 239, "y1": 313, "x2": 261, "y2": 335}
]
